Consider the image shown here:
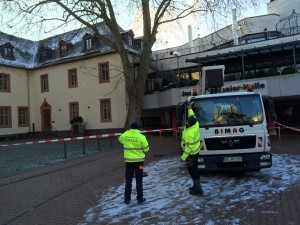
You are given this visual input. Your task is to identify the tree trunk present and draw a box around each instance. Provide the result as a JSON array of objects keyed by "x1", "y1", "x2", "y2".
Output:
[
  {"x1": 124, "y1": 50, "x2": 152, "y2": 129},
  {"x1": 125, "y1": 87, "x2": 143, "y2": 129}
]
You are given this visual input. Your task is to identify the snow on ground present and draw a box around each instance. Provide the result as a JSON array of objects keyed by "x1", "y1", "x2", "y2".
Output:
[{"x1": 79, "y1": 154, "x2": 300, "y2": 225}]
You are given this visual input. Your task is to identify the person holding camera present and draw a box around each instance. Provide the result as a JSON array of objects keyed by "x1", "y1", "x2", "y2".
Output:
[{"x1": 181, "y1": 103, "x2": 203, "y2": 195}]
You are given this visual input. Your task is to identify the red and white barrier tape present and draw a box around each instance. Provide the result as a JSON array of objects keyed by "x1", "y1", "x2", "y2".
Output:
[
  {"x1": 274, "y1": 122, "x2": 300, "y2": 132},
  {"x1": 0, "y1": 128, "x2": 177, "y2": 148}
]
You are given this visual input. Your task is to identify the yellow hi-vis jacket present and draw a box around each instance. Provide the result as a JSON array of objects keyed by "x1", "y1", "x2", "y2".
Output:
[
  {"x1": 181, "y1": 108, "x2": 200, "y2": 161},
  {"x1": 118, "y1": 129, "x2": 149, "y2": 162}
]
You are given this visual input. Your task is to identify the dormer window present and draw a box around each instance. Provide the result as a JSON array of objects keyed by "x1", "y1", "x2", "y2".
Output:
[
  {"x1": 41, "y1": 50, "x2": 47, "y2": 60},
  {"x1": 4, "y1": 47, "x2": 13, "y2": 57},
  {"x1": 134, "y1": 37, "x2": 143, "y2": 50},
  {"x1": 59, "y1": 40, "x2": 72, "y2": 56},
  {"x1": 121, "y1": 30, "x2": 135, "y2": 46},
  {"x1": 61, "y1": 45, "x2": 68, "y2": 55},
  {"x1": 140, "y1": 41, "x2": 143, "y2": 50},
  {"x1": 1, "y1": 43, "x2": 14, "y2": 59},
  {"x1": 128, "y1": 36, "x2": 133, "y2": 46},
  {"x1": 39, "y1": 46, "x2": 53, "y2": 61},
  {"x1": 83, "y1": 33, "x2": 97, "y2": 50}
]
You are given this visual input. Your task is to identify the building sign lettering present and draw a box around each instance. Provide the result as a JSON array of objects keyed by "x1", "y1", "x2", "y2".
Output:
[
  {"x1": 181, "y1": 81, "x2": 267, "y2": 96},
  {"x1": 222, "y1": 82, "x2": 265, "y2": 93}
]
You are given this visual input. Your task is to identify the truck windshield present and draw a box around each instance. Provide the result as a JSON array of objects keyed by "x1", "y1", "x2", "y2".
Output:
[{"x1": 192, "y1": 94, "x2": 264, "y2": 127}]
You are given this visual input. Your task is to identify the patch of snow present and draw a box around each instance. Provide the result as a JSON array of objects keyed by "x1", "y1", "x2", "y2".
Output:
[
  {"x1": 0, "y1": 22, "x2": 118, "y2": 69},
  {"x1": 79, "y1": 154, "x2": 300, "y2": 225}
]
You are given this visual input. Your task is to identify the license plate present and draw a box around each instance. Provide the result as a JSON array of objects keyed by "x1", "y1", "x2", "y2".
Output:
[{"x1": 223, "y1": 156, "x2": 243, "y2": 163}]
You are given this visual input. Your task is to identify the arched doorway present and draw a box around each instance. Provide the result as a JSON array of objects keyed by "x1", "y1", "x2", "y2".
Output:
[{"x1": 40, "y1": 99, "x2": 52, "y2": 131}]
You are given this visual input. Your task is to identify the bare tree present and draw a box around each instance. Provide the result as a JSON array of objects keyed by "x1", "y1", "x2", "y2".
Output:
[{"x1": 2, "y1": 0, "x2": 265, "y2": 128}]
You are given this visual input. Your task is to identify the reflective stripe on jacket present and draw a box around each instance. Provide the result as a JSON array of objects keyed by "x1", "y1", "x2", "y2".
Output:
[
  {"x1": 118, "y1": 129, "x2": 149, "y2": 162},
  {"x1": 181, "y1": 108, "x2": 200, "y2": 161}
]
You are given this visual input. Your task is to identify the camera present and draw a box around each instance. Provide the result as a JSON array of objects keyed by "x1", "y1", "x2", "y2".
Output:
[{"x1": 185, "y1": 100, "x2": 194, "y2": 106}]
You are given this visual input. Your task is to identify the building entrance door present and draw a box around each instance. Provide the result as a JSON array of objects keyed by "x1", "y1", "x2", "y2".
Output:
[
  {"x1": 42, "y1": 109, "x2": 51, "y2": 131},
  {"x1": 40, "y1": 99, "x2": 52, "y2": 132}
]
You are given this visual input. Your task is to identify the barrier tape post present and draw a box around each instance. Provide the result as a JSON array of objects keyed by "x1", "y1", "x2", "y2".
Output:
[
  {"x1": 82, "y1": 139, "x2": 85, "y2": 155},
  {"x1": 64, "y1": 142, "x2": 67, "y2": 159},
  {"x1": 175, "y1": 128, "x2": 180, "y2": 141},
  {"x1": 97, "y1": 138, "x2": 101, "y2": 151},
  {"x1": 277, "y1": 126, "x2": 281, "y2": 142}
]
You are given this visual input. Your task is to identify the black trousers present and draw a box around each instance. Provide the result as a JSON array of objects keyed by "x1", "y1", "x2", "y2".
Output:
[
  {"x1": 125, "y1": 161, "x2": 144, "y2": 201},
  {"x1": 187, "y1": 154, "x2": 200, "y2": 180}
]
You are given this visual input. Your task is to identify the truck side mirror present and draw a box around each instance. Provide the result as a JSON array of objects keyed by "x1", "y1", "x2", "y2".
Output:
[{"x1": 271, "y1": 113, "x2": 277, "y2": 122}]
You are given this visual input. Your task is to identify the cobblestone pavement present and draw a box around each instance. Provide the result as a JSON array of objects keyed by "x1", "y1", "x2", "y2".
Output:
[
  {"x1": 0, "y1": 134, "x2": 299, "y2": 225},
  {"x1": 0, "y1": 137, "x2": 120, "y2": 179}
]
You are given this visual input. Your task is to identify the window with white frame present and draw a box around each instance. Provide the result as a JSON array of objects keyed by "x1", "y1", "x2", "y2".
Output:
[
  {"x1": 0, "y1": 73, "x2": 10, "y2": 92},
  {"x1": 99, "y1": 62, "x2": 109, "y2": 83},
  {"x1": 0, "y1": 106, "x2": 11, "y2": 128},
  {"x1": 69, "y1": 102, "x2": 79, "y2": 121},
  {"x1": 85, "y1": 38, "x2": 93, "y2": 50},
  {"x1": 68, "y1": 68, "x2": 78, "y2": 88},
  {"x1": 100, "y1": 99, "x2": 111, "y2": 122},
  {"x1": 61, "y1": 44, "x2": 68, "y2": 55},
  {"x1": 128, "y1": 35, "x2": 133, "y2": 46},
  {"x1": 18, "y1": 107, "x2": 29, "y2": 127},
  {"x1": 4, "y1": 46, "x2": 13, "y2": 58},
  {"x1": 1, "y1": 43, "x2": 14, "y2": 59},
  {"x1": 40, "y1": 74, "x2": 49, "y2": 92}
]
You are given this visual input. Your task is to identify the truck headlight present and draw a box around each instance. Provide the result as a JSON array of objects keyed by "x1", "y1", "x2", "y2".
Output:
[
  {"x1": 198, "y1": 157, "x2": 204, "y2": 163},
  {"x1": 260, "y1": 154, "x2": 271, "y2": 160}
]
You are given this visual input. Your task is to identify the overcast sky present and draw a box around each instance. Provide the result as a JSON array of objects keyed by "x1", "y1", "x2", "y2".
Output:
[{"x1": 0, "y1": 1, "x2": 268, "y2": 50}]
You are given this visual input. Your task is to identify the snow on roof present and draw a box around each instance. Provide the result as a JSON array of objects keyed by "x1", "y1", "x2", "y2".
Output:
[
  {"x1": 78, "y1": 154, "x2": 300, "y2": 224},
  {"x1": 0, "y1": 22, "x2": 139, "y2": 69}
]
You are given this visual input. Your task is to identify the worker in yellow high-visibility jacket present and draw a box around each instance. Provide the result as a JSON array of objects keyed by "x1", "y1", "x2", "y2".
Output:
[
  {"x1": 181, "y1": 103, "x2": 203, "y2": 195},
  {"x1": 118, "y1": 122, "x2": 149, "y2": 205}
]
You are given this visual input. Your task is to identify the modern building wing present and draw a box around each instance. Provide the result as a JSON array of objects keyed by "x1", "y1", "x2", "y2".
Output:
[
  {"x1": 144, "y1": 0, "x2": 300, "y2": 132},
  {"x1": 185, "y1": 36, "x2": 300, "y2": 74}
]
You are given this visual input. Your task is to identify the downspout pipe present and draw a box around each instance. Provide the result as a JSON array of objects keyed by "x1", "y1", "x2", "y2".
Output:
[{"x1": 26, "y1": 70, "x2": 31, "y2": 132}]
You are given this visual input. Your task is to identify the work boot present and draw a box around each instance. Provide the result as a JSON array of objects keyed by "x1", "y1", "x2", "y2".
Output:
[
  {"x1": 188, "y1": 182, "x2": 194, "y2": 191},
  {"x1": 188, "y1": 179, "x2": 196, "y2": 191},
  {"x1": 137, "y1": 198, "x2": 146, "y2": 205},
  {"x1": 189, "y1": 180, "x2": 203, "y2": 195}
]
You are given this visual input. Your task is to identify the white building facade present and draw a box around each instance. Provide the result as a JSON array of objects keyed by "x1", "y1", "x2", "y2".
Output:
[{"x1": 0, "y1": 24, "x2": 142, "y2": 137}]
